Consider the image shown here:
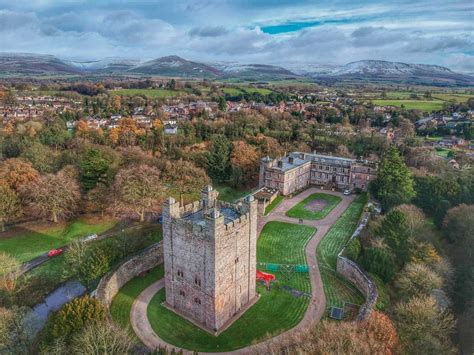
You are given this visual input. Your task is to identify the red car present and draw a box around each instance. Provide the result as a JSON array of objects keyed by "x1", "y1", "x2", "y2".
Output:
[{"x1": 48, "y1": 248, "x2": 63, "y2": 257}]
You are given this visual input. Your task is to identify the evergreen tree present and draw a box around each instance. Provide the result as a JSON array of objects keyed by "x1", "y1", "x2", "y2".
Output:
[
  {"x1": 80, "y1": 149, "x2": 111, "y2": 191},
  {"x1": 207, "y1": 134, "x2": 232, "y2": 183},
  {"x1": 373, "y1": 146, "x2": 415, "y2": 210}
]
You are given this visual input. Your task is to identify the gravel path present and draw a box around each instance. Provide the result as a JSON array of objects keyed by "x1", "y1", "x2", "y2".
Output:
[{"x1": 130, "y1": 188, "x2": 354, "y2": 354}]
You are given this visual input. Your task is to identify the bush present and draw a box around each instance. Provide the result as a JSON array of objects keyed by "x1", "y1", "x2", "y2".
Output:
[
  {"x1": 345, "y1": 238, "x2": 361, "y2": 261},
  {"x1": 44, "y1": 296, "x2": 105, "y2": 344},
  {"x1": 359, "y1": 248, "x2": 396, "y2": 283},
  {"x1": 64, "y1": 243, "x2": 110, "y2": 286}
]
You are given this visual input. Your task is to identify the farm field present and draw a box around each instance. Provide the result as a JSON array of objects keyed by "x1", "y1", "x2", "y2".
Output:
[
  {"x1": 372, "y1": 99, "x2": 444, "y2": 112},
  {"x1": 0, "y1": 217, "x2": 116, "y2": 263},
  {"x1": 110, "y1": 88, "x2": 186, "y2": 98},
  {"x1": 431, "y1": 93, "x2": 473, "y2": 103},
  {"x1": 223, "y1": 86, "x2": 273, "y2": 95},
  {"x1": 316, "y1": 194, "x2": 367, "y2": 309},
  {"x1": 264, "y1": 195, "x2": 284, "y2": 215},
  {"x1": 286, "y1": 193, "x2": 342, "y2": 220},
  {"x1": 146, "y1": 221, "x2": 314, "y2": 352}
]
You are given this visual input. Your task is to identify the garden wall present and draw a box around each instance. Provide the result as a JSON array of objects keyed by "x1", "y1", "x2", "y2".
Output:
[
  {"x1": 96, "y1": 242, "x2": 163, "y2": 308},
  {"x1": 337, "y1": 211, "x2": 378, "y2": 321}
]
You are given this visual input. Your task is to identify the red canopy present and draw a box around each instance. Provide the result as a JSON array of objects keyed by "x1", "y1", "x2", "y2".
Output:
[{"x1": 256, "y1": 270, "x2": 276, "y2": 285}]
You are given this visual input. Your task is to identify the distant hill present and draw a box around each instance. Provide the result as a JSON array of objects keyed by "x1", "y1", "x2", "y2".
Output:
[
  {"x1": 310, "y1": 60, "x2": 474, "y2": 86},
  {"x1": 215, "y1": 63, "x2": 298, "y2": 80},
  {"x1": 0, "y1": 53, "x2": 472, "y2": 86},
  {"x1": 127, "y1": 55, "x2": 222, "y2": 78},
  {"x1": 0, "y1": 53, "x2": 81, "y2": 75}
]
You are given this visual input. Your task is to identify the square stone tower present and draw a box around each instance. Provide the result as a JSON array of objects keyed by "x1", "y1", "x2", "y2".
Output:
[{"x1": 162, "y1": 185, "x2": 258, "y2": 333}]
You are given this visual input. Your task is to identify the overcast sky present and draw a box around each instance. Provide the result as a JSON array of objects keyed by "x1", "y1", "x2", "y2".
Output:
[{"x1": 0, "y1": 0, "x2": 473, "y2": 71}]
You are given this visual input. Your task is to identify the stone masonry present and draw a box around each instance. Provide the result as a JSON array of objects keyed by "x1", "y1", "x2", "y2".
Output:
[
  {"x1": 162, "y1": 185, "x2": 258, "y2": 333},
  {"x1": 259, "y1": 151, "x2": 377, "y2": 196}
]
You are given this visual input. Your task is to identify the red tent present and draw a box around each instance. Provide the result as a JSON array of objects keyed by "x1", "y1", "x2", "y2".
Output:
[{"x1": 256, "y1": 270, "x2": 276, "y2": 288}]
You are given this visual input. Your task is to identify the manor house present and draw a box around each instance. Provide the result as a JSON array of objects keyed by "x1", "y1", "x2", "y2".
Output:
[
  {"x1": 162, "y1": 186, "x2": 258, "y2": 334},
  {"x1": 259, "y1": 152, "x2": 376, "y2": 195}
]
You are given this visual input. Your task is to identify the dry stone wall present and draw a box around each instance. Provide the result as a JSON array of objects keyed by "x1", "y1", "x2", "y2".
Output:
[
  {"x1": 337, "y1": 211, "x2": 378, "y2": 321},
  {"x1": 96, "y1": 242, "x2": 163, "y2": 308}
]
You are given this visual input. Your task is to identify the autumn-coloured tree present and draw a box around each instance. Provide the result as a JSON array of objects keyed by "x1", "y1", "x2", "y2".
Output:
[
  {"x1": 286, "y1": 311, "x2": 398, "y2": 355},
  {"x1": 84, "y1": 183, "x2": 109, "y2": 216},
  {"x1": 110, "y1": 164, "x2": 164, "y2": 222},
  {"x1": 75, "y1": 119, "x2": 90, "y2": 138},
  {"x1": 162, "y1": 159, "x2": 210, "y2": 205},
  {"x1": 0, "y1": 185, "x2": 21, "y2": 232},
  {"x1": 20, "y1": 168, "x2": 81, "y2": 223},
  {"x1": 108, "y1": 127, "x2": 120, "y2": 146},
  {"x1": 394, "y1": 296, "x2": 456, "y2": 354},
  {"x1": 395, "y1": 262, "x2": 443, "y2": 299},
  {"x1": 0, "y1": 158, "x2": 39, "y2": 191},
  {"x1": 230, "y1": 140, "x2": 260, "y2": 187}
]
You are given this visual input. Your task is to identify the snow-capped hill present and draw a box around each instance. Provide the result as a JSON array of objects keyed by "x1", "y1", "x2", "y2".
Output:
[
  {"x1": 331, "y1": 60, "x2": 454, "y2": 75},
  {"x1": 65, "y1": 58, "x2": 142, "y2": 71},
  {"x1": 128, "y1": 55, "x2": 222, "y2": 77}
]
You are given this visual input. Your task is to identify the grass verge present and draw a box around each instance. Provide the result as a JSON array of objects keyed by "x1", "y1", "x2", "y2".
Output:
[{"x1": 264, "y1": 195, "x2": 284, "y2": 215}]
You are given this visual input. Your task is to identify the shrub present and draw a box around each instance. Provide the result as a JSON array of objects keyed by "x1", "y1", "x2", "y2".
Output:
[
  {"x1": 64, "y1": 243, "x2": 110, "y2": 286},
  {"x1": 359, "y1": 248, "x2": 396, "y2": 282},
  {"x1": 45, "y1": 296, "x2": 105, "y2": 343}
]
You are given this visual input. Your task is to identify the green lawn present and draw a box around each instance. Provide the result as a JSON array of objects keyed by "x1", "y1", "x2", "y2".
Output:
[
  {"x1": 372, "y1": 99, "x2": 444, "y2": 112},
  {"x1": 286, "y1": 193, "x2": 342, "y2": 220},
  {"x1": 110, "y1": 88, "x2": 186, "y2": 98},
  {"x1": 316, "y1": 194, "x2": 367, "y2": 309},
  {"x1": 110, "y1": 265, "x2": 164, "y2": 337},
  {"x1": 214, "y1": 185, "x2": 250, "y2": 202},
  {"x1": 435, "y1": 147, "x2": 452, "y2": 158},
  {"x1": 0, "y1": 217, "x2": 117, "y2": 263},
  {"x1": 146, "y1": 221, "x2": 315, "y2": 352},
  {"x1": 264, "y1": 195, "x2": 284, "y2": 215}
]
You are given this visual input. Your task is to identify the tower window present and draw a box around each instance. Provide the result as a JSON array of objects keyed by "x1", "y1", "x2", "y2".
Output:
[
  {"x1": 194, "y1": 297, "x2": 201, "y2": 304},
  {"x1": 179, "y1": 290, "x2": 186, "y2": 297},
  {"x1": 177, "y1": 270, "x2": 184, "y2": 277},
  {"x1": 194, "y1": 276, "x2": 201, "y2": 287}
]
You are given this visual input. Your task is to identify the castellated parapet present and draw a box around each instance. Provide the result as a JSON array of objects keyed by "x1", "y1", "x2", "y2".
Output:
[{"x1": 162, "y1": 185, "x2": 258, "y2": 334}]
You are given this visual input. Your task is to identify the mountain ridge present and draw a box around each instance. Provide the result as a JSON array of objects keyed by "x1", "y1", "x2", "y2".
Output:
[{"x1": 0, "y1": 53, "x2": 472, "y2": 86}]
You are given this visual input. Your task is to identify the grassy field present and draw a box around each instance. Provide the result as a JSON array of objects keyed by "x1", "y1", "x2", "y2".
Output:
[
  {"x1": 264, "y1": 195, "x2": 284, "y2": 215},
  {"x1": 214, "y1": 185, "x2": 250, "y2": 202},
  {"x1": 435, "y1": 147, "x2": 452, "y2": 158},
  {"x1": 223, "y1": 86, "x2": 273, "y2": 95},
  {"x1": 316, "y1": 194, "x2": 367, "y2": 309},
  {"x1": 286, "y1": 193, "x2": 342, "y2": 220},
  {"x1": 111, "y1": 88, "x2": 186, "y2": 98},
  {"x1": 110, "y1": 265, "x2": 164, "y2": 337},
  {"x1": 0, "y1": 217, "x2": 116, "y2": 263},
  {"x1": 431, "y1": 93, "x2": 473, "y2": 103},
  {"x1": 146, "y1": 221, "x2": 314, "y2": 352},
  {"x1": 372, "y1": 99, "x2": 444, "y2": 112}
]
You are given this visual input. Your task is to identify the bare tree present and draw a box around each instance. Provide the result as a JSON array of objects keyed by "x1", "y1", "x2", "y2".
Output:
[
  {"x1": 20, "y1": 168, "x2": 81, "y2": 223},
  {"x1": 110, "y1": 164, "x2": 165, "y2": 222}
]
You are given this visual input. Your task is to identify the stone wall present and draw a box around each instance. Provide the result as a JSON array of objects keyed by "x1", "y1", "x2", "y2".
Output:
[
  {"x1": 337, "y1": 211, "x2": 378, "y2": 321},
  {"x1": 96, "y1": 242, "x2": 163, "y2": 308}
]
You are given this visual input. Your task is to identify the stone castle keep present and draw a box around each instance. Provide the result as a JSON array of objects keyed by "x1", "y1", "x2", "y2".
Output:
[{"x1": 162, "y1": 186, "x2": 258, "y2": 333}]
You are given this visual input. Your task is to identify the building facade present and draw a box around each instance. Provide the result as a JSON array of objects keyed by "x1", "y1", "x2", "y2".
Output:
[
  {"x1": 259, "y1": 152, "x2": 376, "y2": 196},
  {"x1": 162, "y1": 186, "x2": 258, "y2": 333}
]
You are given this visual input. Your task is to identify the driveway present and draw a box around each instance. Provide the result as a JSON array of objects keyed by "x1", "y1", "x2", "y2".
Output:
[{"x1": 130, "y1": 188, "x2": 355, "y2": 354}]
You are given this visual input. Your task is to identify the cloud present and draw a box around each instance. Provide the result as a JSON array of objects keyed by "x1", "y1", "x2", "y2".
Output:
[
  {"x1": 189, "y1": 26, "x2": 228, "y2": 37},
  {"x1": 0, "y1": 0, "x2": 473, "y2": 71}
]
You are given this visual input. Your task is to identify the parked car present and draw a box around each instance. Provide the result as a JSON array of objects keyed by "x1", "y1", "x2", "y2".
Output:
[
  {"x1": 82, "y1": 233, "x2": 98, "y2": 243},
  {"x1": 47, "y1": 248, "x2": 63, "y2": 257},
  {"x1": 343, "y1": 189, "x2": 352, "y2": 196}
]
